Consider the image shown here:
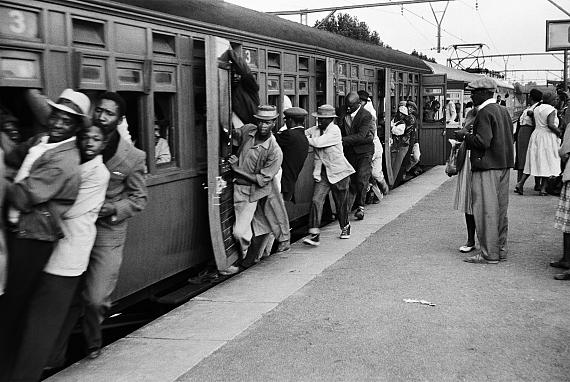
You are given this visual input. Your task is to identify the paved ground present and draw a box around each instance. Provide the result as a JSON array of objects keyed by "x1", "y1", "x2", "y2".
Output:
[
  {"x1": 180, "y1": 173, "x2": 570, "y2": 382},
  {"x1": 50, "y1": 168, "x2": 570, "y2": 381}
]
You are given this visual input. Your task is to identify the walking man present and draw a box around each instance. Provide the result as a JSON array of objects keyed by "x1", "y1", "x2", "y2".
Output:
[
  {"x1": 454, "y1": 77, "x2": 514, "y2": 264},
  {"x1": 303, "y1": 104, "x2": 355, "y2": 246},
  {"x1": 339, "y1": 91, "x2": 374, "y2": 220}
]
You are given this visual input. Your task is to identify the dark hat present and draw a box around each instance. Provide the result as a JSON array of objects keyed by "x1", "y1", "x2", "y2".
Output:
[
  {"x1": 529, "y1": 88, "x2": 543, "y2": 101},
  {"x1": 253, "y1": 105, "x2": 278, "y2": 120},
  {"x1": 283, "y1": 107, "x2": 308, "y2": 118},
  {"x1": 357, "y1": 90, "x2": 369, "y2": 101},
  {"x1": 467, "y1": 77, "x2": 497, "y2": 91},
  {"x1": 406, "y1": 101, "x2": 418, "y2": 110},
  {"x1": 312, "y1": 104, "x2": 337, "y2": 118}
]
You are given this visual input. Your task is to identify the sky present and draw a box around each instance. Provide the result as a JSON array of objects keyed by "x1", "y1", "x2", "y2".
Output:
[{"x1": 225, "y1": 0, "x2": 570, "y2": 85}]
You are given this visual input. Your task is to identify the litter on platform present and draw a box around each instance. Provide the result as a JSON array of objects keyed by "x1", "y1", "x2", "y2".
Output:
[{"x1": 403, "y1": 299, "x2": 436, "y2": 307}]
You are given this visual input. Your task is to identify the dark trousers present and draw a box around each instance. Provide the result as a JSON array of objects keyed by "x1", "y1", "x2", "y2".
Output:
[
  {"x1": 0, "y1": 235, "x2": 54, "y2": 379},
  {"x1": 309, "y1": 168, "x2": 350, "y2": 231},
  {"x1": 346, "y1": 152, "x2": 373, "y2": 209},
  {"x1": 10, "y1": 273, "x2": 80, "y2": 382}
]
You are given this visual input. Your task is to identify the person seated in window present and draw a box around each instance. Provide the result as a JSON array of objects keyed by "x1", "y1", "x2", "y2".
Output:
[{"x1": 154, "y1": 121, "x2": 171, "y2": 164}]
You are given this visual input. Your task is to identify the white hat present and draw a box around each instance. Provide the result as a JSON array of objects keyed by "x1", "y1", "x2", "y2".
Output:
[
  {"x1": 398, "y1": 105, "x2": 408, "y2": 115},
  {"x1": 47, "y1": 89, "x2": 91, "y2": 117}
]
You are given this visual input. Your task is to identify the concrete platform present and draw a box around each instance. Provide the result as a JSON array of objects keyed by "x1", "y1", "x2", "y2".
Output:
[{"x1": 48, "y1": 167, "x2": 450, "y2": 381}]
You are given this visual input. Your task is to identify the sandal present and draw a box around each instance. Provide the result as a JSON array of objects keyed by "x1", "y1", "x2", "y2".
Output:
[{"x1": 514, "y1": 185, "x2": 523, "y2": 195}]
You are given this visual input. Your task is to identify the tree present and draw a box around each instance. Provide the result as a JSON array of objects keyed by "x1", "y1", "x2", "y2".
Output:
[
  {"x1": 411, "y1": 50, "x2": 437, "y2": 63},
  {"x1": 314, "y1": 13, "x2": 389, "y2": 48}
]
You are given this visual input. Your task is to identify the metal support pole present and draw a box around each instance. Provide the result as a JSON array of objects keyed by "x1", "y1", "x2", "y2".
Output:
[{"x1": 563, "y1": 49, "x2": 568, "y2": 91}]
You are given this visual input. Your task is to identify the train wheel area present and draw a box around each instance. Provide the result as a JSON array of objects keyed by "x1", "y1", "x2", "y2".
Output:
[{"x1": 46, "y1": 166, "x2": 451, "y2": 381}]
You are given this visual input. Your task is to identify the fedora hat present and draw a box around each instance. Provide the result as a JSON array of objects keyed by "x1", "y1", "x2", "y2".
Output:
[
  {"x1": 47, "y1": 89, "x2": 91, "y2": 117},
  {"x1": 254, "y1": 105, "x2": 278, "y2": 120},
  {"x1": 312, "y1": 104, "x2": 337, "y2": 118}
]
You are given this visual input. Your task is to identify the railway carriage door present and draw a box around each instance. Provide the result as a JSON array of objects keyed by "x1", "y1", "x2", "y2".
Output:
[
  {"x1": 419, "y1": 74, "x2": 447, "y2": 165},
  {"x1": 206, "y1": 37, "x2": 240, "y2": 271}
]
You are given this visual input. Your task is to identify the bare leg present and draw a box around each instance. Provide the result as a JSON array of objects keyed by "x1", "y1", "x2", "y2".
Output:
[{"x1": 465, "y1": 213, "x2": 476, "y2": 246}]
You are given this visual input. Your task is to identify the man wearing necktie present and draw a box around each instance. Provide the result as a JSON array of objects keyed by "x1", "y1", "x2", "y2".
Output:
[{"x1": 339, "y1": 91, "x2": 374, "y2": 220}]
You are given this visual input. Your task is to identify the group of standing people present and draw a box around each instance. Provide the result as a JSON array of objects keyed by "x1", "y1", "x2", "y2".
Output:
[{"x1": 0, "y1": 89, "x2": 147, "y2": 381}]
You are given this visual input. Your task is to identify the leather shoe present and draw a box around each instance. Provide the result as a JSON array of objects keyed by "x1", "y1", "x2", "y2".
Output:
[
  {"x1": 459, "y1": 245, "x2": 475, "y2": 253},
  {"x1": 275, "y1": 241, "x2": 290, "y2": 253},
  {"x1": 514, "y1": 185, "x2": 523, "y2": 195},
  {"x1": 550, "y1": 260, "x2": 570, "y2": 269},
  {"x1": 463, "y1": 254, "x2": 499, "y2": 264},
  {"x1": 554, "y1": 272, "x2": 570, "y2": 280},
  {"x1": 87, "y1": 348, "x2": 101, "y2": 359}
]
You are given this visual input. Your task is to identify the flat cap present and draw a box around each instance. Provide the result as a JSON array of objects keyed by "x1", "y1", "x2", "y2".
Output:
[
  {"x1": 357, "y1": 90, "x2": 369, "y2": 101},
  {"x1": 283, "y1": 107, "x2": 308, "y2": 117},
  {"x1": 467, "y1": 77, "x2": 497, "y2": 91}
]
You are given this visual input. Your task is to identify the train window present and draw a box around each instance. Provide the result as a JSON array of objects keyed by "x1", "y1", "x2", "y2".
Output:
[
  {"x1": 153, "y1": 93, "x2": 175, "y2": 166},
  {"x1": 337, "y1": 62, "x2": 347, "y2": 77},
  {"x1": 115, "y1": 24, "x2": 146, "y2": 55},
  {"x1": 367, "y1": 83, "x2": 373, "y2": 95},
  {"x1": 299, "y1": 57, "x2": 309, "y2": 71},
  {"x1": 243, "y1": 48, "x2": 258, "y2": 69},
  {"x1": 116, "y1": 61, "x2": 143, "y2": 91},
  {"x1": 398, "y1": 72, "x2": 404, "y2": 82},
  {"x1": 267, "y1": 52, "x2": 281, "y2": 69},
  {"x1": 364, "y1": 68, "x2": 374, "y2": 78},
  {"x1": 154, "y1": 65, "x2": 176, "y2": 91},
  {"x1": 0, "y1": 6, "x2": 40, "y2": 41},
  {"x1": 267, "y1": 77, "x2": 280, "y2": 93},
  {"x1": 351, "y1": 82, "x2": 358, "y2": 92},
  {"x1": 283, "y1": 53, "x2": 296, "y2": 71},
  {"x1": 153, "y1": 32, "x2": 175, "y2": 55},
  {"x1": 72, "y1": 18, "x2": 105, "y2": 47},
  {"x1": 316, "y1": 59, "x2": 325, "y2": 73},
  {"x1": 193, "y1": 39, "x2": 205, "y2": 59},
  {"x1": 79, "y1": 57, "x2": 107, "y2": 89},
  {"x1": 193, "y1": 65, "x2": 207, "y2": 168},
  {"x1": 299, "y1": 95, "x2": 308, "y2": 114},
  {"x1": 299, "y1": 78, "x2": 308, "y2": 95},
  {"x1": 351, "y1": 65, "x2": 358, "y2": 78},
  {"x1": 0, "y1": 51, "x2": 40, "y2": 82},
  {"x1": 337, "y1": 81, "x2": 346, "y2": 96},
  {"x1": 283, "y1": 77, "x2": 295, "y2": 95},
  {"x1": 117, "y1": 92, "x2": 144, "y2": 151}
]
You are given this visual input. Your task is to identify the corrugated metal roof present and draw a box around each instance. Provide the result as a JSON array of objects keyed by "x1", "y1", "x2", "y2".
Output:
[
  {"x1": 423, "y1": 61, "x2": 514, "y2": 89},
  {"x1": 106, "y1": 0, "x2": 431, "y2": 72}
]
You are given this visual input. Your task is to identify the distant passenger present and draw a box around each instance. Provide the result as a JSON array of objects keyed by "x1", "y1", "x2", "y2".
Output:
[
  {"x1": 338, "y1": 91, "x2": 374, "y2": 220},
  {"x1": 445, "y1": 98, "x2": 457, "y2": 125},
  {"x1": 303, "y1": 104, "x2": 354, "y2": 246},
  {"x1": 454, "y1": 77, "x2": 514, "y2": 264},
  {"x1": 402, "y1": 100, "x2": 421, "y2": 181},
  {"x1": 154, "y1": 121, "x2": 172, "y2": 164},
  {"x1": 390, "y1": 103, "x2": 413, "y2": 184},
  {"x1": 51, "y1": 92, "x2": 148, "y2": 362},
  {"x1": 0, "y1": 89, "x2": 89, "y2": 377},
  {"x1": 10, "y1": 124, "x2": 110, "y2": 381},
  {"x1": 275, "y1": 107, "x2": 309, "y2": 203},
  {"x1": 513, "y1": 89, "x2": 542, "y2": 187},
  {"x1": 226, "y1": 105, "x2": 286, "y2": 274}
]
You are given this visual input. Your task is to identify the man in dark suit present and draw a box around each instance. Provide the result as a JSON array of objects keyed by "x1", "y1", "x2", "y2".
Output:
[
  {"x1": 339, "y1": 91, "x2": 374, "y2": 220},
  {"x1": 454, "y1": 77, "x2": 514, "y2": 264},
  {"x1": 275, "y1": 107, "x2": 309, "y2": 203}
]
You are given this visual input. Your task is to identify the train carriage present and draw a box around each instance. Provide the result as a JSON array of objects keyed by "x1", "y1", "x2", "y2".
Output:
[{"x1": 0, "y1": 0, "x2": 430, "y2": 309}]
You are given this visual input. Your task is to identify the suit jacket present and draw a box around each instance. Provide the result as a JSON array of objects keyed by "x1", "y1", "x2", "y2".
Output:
[
  {"x1": 339, "y1": 106, "x2": 374, "y2": 155},
  {"x1": 95, "y1": 137, "x2": 148, "y2": 245},
  {"x1": 464, "y1": 103, "x2": 514, "y2": 171},
  {"x1": 275, "y1": 127, "x2": 309, "y2": 202},
  {"x1": 7, "y1": 136, "x2": 81, "y2": 241}
]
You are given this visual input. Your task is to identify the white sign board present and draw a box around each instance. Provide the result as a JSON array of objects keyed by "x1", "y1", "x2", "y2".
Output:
[{"x1": 546, "y1": 20, "x2": 570, "y2": 51}]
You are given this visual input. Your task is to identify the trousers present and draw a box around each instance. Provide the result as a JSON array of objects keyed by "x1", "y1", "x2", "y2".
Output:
[
  {"x1": 346, "y1": 152, "x2": 372, "y2": 209},
  {"x1": 471, "y1": 169, "x2": 510, "y2": 261},
  {"x1": 309, "y1": 167, "x2": 350, "y2": 232}
]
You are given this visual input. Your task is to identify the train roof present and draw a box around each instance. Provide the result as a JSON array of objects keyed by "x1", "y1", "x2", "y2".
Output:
[
  {"x1": 104, "y1": 0, "x2": 431, "y2": 73},
  {"x1": 423, "y1": 60, "x2": 514, "y2": 90}
]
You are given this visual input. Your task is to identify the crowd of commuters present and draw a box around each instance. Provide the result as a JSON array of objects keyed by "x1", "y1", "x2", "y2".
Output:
[{"x1": 0, "y1": 89, "x2": 148, "y2": 381}]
